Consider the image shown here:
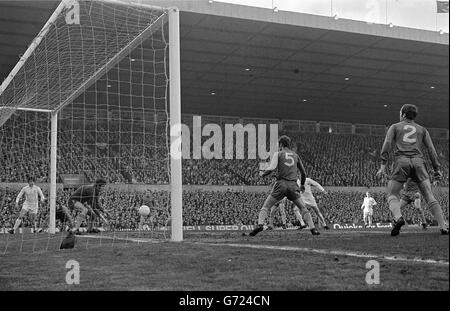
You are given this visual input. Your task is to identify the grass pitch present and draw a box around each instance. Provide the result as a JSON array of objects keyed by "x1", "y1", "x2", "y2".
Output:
[{"x1": 0, "y1": 227, "x2": 448, "y2": 291}]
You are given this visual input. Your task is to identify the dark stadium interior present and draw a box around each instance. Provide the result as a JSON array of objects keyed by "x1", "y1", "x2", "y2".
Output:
[{"x1": 0, "y1": 0, "x2": 448, "y2": 127}]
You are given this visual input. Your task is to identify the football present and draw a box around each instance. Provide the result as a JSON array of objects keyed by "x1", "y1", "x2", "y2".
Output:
[{"x1": 138, "y1": 205, "x2": 150, "y2": 217}]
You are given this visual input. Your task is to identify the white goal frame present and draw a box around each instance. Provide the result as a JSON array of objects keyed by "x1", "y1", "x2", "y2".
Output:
[{"x1": 0, "y1": 1, "x2": 183, "y2": 241}]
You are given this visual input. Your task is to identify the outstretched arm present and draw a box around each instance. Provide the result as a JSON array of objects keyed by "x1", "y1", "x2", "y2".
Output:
[
  {"x1": 423, "y1": 129, "x2": 441, "y2": 173},
  {"x1": 297, "y1": 155, "x2": 306, "y2": 187},
  {"x1": 15, "y1": 188, "x2": 25, "y2": 206},
  {"x1": 377, "y1": 125, "x2": 395, "y2": 177},
  {"x1": 38, "y1": 187, "x2": 45, "y2": 202},
  {"x1": 261, "y1": 152, "x2": 278, "y2": 177},
  {"x1": 308, "y1": 178, "x2": 326, "y2": 193},
  {"x1": 380, "y1": 125, "x2": 395, "y2": 166}
]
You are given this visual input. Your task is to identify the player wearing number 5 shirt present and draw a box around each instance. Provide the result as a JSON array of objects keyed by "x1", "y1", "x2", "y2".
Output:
[
  {"x1": 376, "y1": 104, "x2": 448, "y2": 236},
  {"x1": 249, "y1": 135, "x2": 319, "y2": 236}
]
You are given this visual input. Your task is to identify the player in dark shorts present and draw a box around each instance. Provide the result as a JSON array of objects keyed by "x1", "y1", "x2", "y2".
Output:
[
  {"x1": 376, "y1": 104, "x2": 448, "y2": 236},
  {"x1": 249, "y1": 135, "x2": 319, "y2": 236},
  {"x1": 400, "y1": 178, "x2": 428, "y2": 230},
  {"x1": 56, "y1": 178, "x2": 108, "y2": 234}
]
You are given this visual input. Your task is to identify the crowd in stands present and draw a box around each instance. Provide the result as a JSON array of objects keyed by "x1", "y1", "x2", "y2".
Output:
[
  {"x1": 1, "y1": 187, "x2": 448, "y2": 230},
  {"x1": 1, "y1": 114, "x2": 448, "y2": 187},
  {"x1": 1, "y1": 113, "x2": 449, "y2": 230}
]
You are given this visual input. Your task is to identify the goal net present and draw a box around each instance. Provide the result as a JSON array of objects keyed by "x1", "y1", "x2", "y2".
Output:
[{"x1": 0, "y1": 0, "x2": 182, "y2": 253}]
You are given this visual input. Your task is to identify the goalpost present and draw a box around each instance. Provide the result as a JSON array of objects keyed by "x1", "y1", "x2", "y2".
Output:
[{"x1": 0, "y1": 0, "x2": 182, "y2": 242}]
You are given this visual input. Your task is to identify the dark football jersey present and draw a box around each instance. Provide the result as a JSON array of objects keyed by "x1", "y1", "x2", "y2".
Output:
[
  {"x1": 277, "y1": 149, "x2": 301, "y2": 181},
  {"x1": 391, "y1": 121, "x2": 427, "y2": 157},
  {"x1": 70, "y1": 185, "x2": 100, "y2": 208},
  {"x1": 381, "y1": 120, "x2": 441, "y2": 170}
]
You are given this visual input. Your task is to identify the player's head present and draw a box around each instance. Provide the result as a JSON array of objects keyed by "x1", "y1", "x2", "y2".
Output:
[
  {"x1": 278, "y1": 135, "x2": 291, "y2": 149},
  {"x1": 400, "y1": 104, "x2": 418, "y2": 121},
  {"x1": 27, "y1": 176, "x2": 34, "y2": 187},
  {"x1": 366, "y1": 192, "x2": 370, "y2": 197},
  {"x1": 94, "y1": 178, "x2": 107, "y2": 189}
]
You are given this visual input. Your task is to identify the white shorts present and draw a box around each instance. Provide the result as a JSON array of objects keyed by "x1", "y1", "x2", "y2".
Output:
[
  {"x1": 301, "y1": 195, "x2": 317, "y2": 207},
  {"x1": 363, "y1": 210, "x2": 373, "y2": 218},
  {"x1": 22, "y1": 203, "x2": 38, "y2": 214}
]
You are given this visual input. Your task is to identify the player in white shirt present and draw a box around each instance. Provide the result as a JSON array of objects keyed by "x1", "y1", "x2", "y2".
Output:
[
  {"x1": 9, "y1": 176, "x2": 45, "y2": 234},
  {"x1": 361, "y1": 192, "x2": 377, "y2": 227},
  {"x1": 299, "y1": 177, "x2": 329, "y2": 230}
]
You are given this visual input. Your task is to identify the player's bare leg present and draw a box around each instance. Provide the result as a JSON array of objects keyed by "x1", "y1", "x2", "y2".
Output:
[
  {"x1": 249, "y1": 195, "x2": 278, "y2": 236},
  {"x1": 417, "y1": 179, "x2": 448, "y2": 234},
  {"x1": 413, "y1": 198, "x2": 427, "y2": 229},
  {"x1": 29, "y1": 213, "x2": 38, "y2": 233},
  {"x1": 268, "y1": 205, "x2": 277, "y2": 230},
  {"x1": 10, "y1": 209, "x2": 27, "y2": 234},
  {"x1": 279, "y1": 203, "x2": 287, "y2": 229},
  {"x1": 368, "y1": 215, "x2": 373, "y2": 227},
  {"x1": 139, "y1": 215, "x2": 145, "y2": 230},
  {"x1": 293, "y1": 207, "x2": 307, "y2": 229},
  {"x1": 292, "y1": 198, "x2": 319, "y2": 235},
  {"x1": 387, "y1": 179, "x2": 406, "y2": 236},
  {"x1": 308, "y1": 203, "x2": 329, "y2": 230}
]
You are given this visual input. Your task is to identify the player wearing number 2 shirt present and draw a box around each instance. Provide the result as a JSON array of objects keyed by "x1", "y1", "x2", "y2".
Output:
[
  {"x1": 376, "y1": 104, "x2": 448, "y2": 236},
  {"x1": 249, "y1": 135, "x2": 319, "y2": 236}
]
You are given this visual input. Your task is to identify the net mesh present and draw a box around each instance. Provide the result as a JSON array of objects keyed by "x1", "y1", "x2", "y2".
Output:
[{"x1": 0, "y1": 0, "x2": 173, "y2": 253}]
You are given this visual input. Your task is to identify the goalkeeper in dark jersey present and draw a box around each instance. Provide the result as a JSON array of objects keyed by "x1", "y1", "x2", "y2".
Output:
[{"x1": 57, "y1": 178, "x2": 108, "y2": 234}]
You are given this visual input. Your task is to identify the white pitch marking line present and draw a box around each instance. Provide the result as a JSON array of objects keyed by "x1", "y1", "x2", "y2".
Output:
[
  {"x1": 196, "y1": 242, "x2": 449, "y2": 267},
  {"x1": 81, "y1": 235, "x2": 162, "y2": 244}
]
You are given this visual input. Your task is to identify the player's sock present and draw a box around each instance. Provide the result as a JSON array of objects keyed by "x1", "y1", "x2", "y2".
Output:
[
  {"x1": 293, "y1": 207, "x2": 306, "y2": 226},
  {"x1": 302, "y1": 211, "x2": 315, "y2": 229},
  {"x1": 257, "y1": 209, "x2": 268, "y2": 225},
  {"x1": 388, "y1": 195, "x2": 402, "y2": 221},
  {"x1": 280, "y1": 210, "x2": 287, "y2": 228},
  {"x1": 428, "y1": 201, "x2": 447, "y2": 230},
  {"x1": 318, "y1": 212, "x2": 327, "y2": 227},
  {"x1": 269, "y1": 206, "x2": 275, "y2": 228},
  {"x1": 13, "y1": 219, "x2": 22, "y2": 232}
]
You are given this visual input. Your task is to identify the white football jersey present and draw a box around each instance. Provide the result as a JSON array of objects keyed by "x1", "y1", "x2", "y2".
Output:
[
  {"x1": 297, "y1": 178, "x2": 325, "y2": 205},
  {"x1": 16, "y1": 185, "x2": 45, "y2": 207},
  {"x1": 362, "y1": 197, "x2": 376, "y2": 212}
]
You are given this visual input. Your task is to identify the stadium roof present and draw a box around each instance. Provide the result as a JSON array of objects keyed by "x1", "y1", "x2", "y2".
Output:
[{"x1": 0, "y1": 0, "x2": 448, "y2": 128}]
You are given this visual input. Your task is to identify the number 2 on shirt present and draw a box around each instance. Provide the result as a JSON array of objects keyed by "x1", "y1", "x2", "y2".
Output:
[{"x1": 403, "y1": 125, "x2": 417, "y2": 143}]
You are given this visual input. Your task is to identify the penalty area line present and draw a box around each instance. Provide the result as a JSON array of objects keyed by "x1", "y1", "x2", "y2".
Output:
[{"x1": 194, "y1": 242, "x2": 449, "y2": 267}]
